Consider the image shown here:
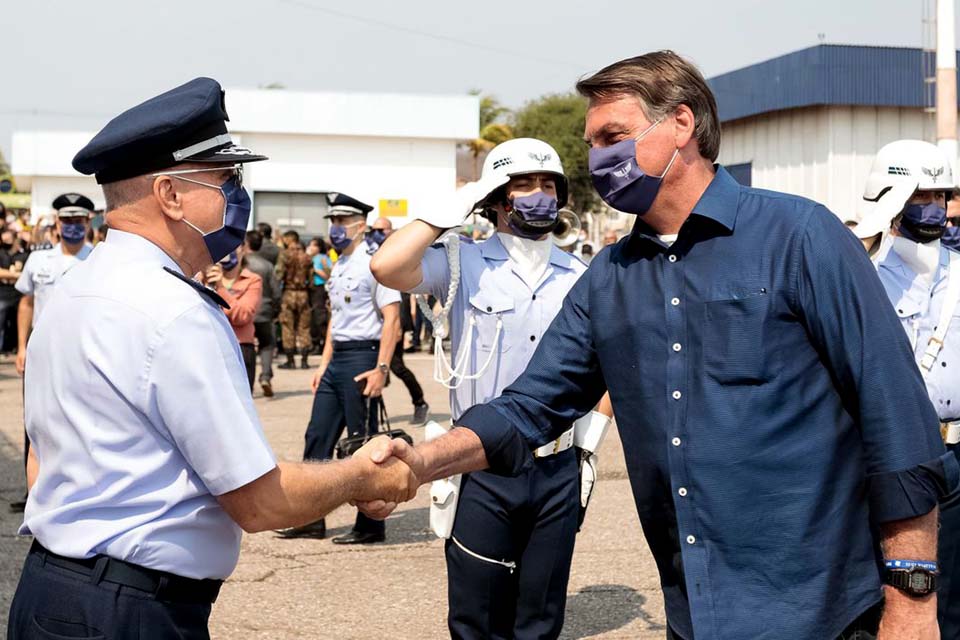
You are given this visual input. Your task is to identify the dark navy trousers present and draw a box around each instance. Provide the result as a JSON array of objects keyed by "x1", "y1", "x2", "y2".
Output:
[
  {"x1": 305, "y1": 341, "x2": 382, "y2": 534},
  {"x1": 940, "y1": 444, "x2": 960, "y2": 640},
  {"x1": 7, "y1": 551, "x2": 211, "y2": 639},
  {"x1": 445, "y1": 447, "x2": 580, "y2": 640}
]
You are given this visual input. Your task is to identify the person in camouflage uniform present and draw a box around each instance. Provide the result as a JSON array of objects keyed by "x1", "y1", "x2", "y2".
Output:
[{"x1": 277, "y1": 231, "x2": 313, "y2": 369}]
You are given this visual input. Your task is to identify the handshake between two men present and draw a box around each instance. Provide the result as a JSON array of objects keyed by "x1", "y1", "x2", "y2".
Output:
[{"x1": 348, "y1": 428, "x2": 489, "y2": 520}]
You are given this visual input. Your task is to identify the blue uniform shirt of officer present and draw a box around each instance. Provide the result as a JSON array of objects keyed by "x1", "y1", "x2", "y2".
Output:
[
  {"x1": 15, "y1": 242, "x2": 93, "y2": 325},
  {"x1": 22, "y1": 230, "x2": 276, "y2": 580},
  {"x1": 328, "y1": 240, "x2": 401, "y2": 342},
  {"x1": 411, "y1": 233, "x2": 586, "y2": 418},
  {"x1": 876, "y1": 241, "x2": 960, "y2": 421}
]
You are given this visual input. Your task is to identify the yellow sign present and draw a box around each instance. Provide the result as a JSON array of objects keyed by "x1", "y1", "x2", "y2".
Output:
[
  {"x1": 379, "y1": 199, "x2": 408, "y2": 217},
  {"x1": 0, "y1": 192, "x2": 31, "y2": 210}
]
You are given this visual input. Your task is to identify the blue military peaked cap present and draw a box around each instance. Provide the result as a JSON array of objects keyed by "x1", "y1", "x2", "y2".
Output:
[
  {"x1": 52, "y1": 192, "x2": 96, "y2": 215},
  {"x1": 324, "y1": 192, "x2": 374, "y2": 218},
  {"x1": 73, "y1": 77, "x2": 267, "y2": 184}
]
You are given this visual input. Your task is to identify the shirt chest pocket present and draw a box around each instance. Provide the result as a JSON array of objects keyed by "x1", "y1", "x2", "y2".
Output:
[
  {"x1": 703, "y1": 287, "x2": 775, "y2": 385},
  {"x1": 468, "y1": 290, "x2": 515, "y2": 352}
]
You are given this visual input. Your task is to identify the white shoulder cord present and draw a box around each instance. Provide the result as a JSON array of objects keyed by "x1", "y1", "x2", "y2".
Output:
[{"x1": 416, "y1": 234, "x2": 503, "y2": 389}]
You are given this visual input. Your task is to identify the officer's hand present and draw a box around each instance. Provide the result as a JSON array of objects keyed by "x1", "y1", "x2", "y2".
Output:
[
  {"x1": 205, "y1": 264, "x2": 223, "y2": 287},
  {"x1": 15, "y1": 348, "x2": 26, "y2": 376},
  {"x1": 351, "y1": 436, "x2": 420, "y2": 509},
  {"x1": 353, "y1": 437, "x2": 426, "y2": 520},
  {"x1": 354, "y1": 368, "x2": 386, "y2": 397},
  {"x1": 311, "y1": 364, "x2": 328, "y2": 394}
]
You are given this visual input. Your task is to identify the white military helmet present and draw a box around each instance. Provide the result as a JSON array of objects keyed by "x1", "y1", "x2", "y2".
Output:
[
  {"x1": 478, "y1": 138, "x2": 569, "y2": 208},
  {"x1": 854, "y1": 140, "x2": 955, "y2": 239}
]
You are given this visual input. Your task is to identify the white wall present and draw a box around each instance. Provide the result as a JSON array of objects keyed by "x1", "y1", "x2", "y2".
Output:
[
  {"x1": 718, "y1": 106, "x2": 941, "y2": 220},
  {"x1": 240, "y1": 132, "x2": 458, "y2": 226}
]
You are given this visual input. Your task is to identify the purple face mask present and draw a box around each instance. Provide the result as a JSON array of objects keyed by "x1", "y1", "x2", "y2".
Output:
[
  {"x1": 898, "y1": 202, "x2": 946, "y2": 243},
  {"x1": 588, "y1": 120, "x2": 678, "y2": 216},
  {"x1": 942, "y1": 225, "x2": 960, "y2": 250},
  {"x1": 504, "y1": 192, "x2": 559, "y2": 239}
]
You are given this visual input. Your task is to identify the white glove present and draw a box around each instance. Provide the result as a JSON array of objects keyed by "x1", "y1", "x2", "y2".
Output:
[
  {"x1": 415, "y1": 174, "x2": 509, "y2": 230},
  {"x1": 580, "y1": 452, "x2": 599, "y2": 509}
]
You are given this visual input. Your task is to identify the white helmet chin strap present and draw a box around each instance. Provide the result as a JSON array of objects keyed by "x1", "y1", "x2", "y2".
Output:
[{"x1": 416, "y1": 234, "x2": 503, "y2": 389}]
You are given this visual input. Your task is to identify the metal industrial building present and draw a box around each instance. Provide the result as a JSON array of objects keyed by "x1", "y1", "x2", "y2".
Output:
[
  {"x1": 711, "y1": 44, "x2": 960, "y2": 221},
  {"x1": 12, "y1": 89, "x2": 479, "y2": 234}
]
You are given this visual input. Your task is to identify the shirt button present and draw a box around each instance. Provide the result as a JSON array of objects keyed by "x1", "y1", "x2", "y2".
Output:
[
  {"x1": 672, "y1": 437, "x2": 681, "y2": 446},
  {"x1": 678, "y1": 487, "x2": 688, "y2": 497},
  {"x1": 486, "y1": 306, "x2": 492, "y2": 312},
  {"x1": 532, "y1": 294, "x2": 537, "y2": 300},
  {"x1": 672, "y1": 343, "x2": 682, "y2": 352},
  {"x1": 671, "y1": 297, "x2": 680, "y2": 306},
  {"x1": 686, "y1": 535, "x2": 696, "y2": 545},
  {"x1": 672, "y1": 390, "x2": 682, "y2": 400},
  {"x1": 530, "y1": 335, "x2": 536, "y2": 342},
  {"x1": 668, "y1": 254, "x2": 678, "y2": 263}
]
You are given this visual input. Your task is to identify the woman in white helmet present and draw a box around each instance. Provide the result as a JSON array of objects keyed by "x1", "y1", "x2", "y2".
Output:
[
  {"x1": 371, "y1": 138, "x2": 610, "y2": 639},
  {"x1": 855, "y1": 138, "x2": 960, "y2": 637}
]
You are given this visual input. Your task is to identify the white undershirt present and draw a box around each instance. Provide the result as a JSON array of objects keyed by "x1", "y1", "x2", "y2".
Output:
[
  {"x1": 658, "y1": 233, "x2": 679, "y2": 247},
  {"x1": 496, "y1": 232, "x2": 553, "y2": 289},
  {"x1": 892, "y1": 236, "x2": 941, "y2": 286}
]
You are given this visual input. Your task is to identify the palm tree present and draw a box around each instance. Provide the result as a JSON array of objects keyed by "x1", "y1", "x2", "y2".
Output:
[{"x1": 466, "y1": 92, "x2": 514, "y2": 179}]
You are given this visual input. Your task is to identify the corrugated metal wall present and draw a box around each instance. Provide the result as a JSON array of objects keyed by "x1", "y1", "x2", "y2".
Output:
[
  {"x1": 717, "y1": 105, "x2": 940, "y2": 220},
  {"x1": 708, "y1": 45, "x2": 958, "y2": 123}
]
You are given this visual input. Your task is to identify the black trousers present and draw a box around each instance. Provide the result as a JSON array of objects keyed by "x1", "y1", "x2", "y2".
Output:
[
  {"x1": 240, "y1": 343, "x2": 256, "y2": 392},
  {"x1": 309, "y1": 286, "x2": 328, "y2": 349},
  {"x1": 446, "y1": 449, "x2": 580, "y2": 640},
  {"x1": 305, "y1": 341, "x2": 382, "y2": 534},
  {"x1": 390, "y1": 341, "x2": 424, "y2": 406},
  {"x1": 8, "y1": 550, "x2": 213, "y2": 639}
]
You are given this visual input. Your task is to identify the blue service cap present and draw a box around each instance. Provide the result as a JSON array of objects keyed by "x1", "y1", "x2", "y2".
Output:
[
  {"x1": 325, "y1": 192, "x2": 373, "y2": 218},
  {"x1": 51, "y1": 192, "x2": 95, "y2": 215},
  {"x1": 73, "y1": 77, "x2": 267, "y2": 184}
]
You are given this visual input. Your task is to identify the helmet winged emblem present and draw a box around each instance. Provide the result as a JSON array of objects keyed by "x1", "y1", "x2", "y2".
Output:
[
  {"x1": 529, "y1": 152, "x2": 552, "y2": 167},
  {"x1": 922, "y1": 166, "x2": 945, "y2": 182}
]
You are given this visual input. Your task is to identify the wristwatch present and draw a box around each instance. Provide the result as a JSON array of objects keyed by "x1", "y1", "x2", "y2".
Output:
[
  {"x1": 884, "y1": 566, "x2": 939, "y2": 597},
  {"x1": 378, "y1": 362, "x2": 389, "y2": 375}
]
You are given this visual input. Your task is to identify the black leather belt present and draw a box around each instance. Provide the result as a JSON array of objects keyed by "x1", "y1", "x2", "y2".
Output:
[
  {"x1": 30, "y1": 541, "x2": 222, "y2": 605},
  {"x1": 333, "y1": 340, "x2": 379, "y2": 352}
]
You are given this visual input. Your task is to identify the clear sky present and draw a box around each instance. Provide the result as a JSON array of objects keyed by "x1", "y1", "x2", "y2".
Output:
[{"x1": 0, "y1": 0, "x2": 945, "y2": 162}]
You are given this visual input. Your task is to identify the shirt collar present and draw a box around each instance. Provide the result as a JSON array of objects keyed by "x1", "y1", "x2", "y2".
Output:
[
  {"x1": 480, "y1": 233, "x2": 577, "y2": 270},
  {"x1": 105, "y1": 229, "x2": 182, "y2": 274},
  {"x1": 629, "y1": 165, "x2": 741, "y2": 247}
]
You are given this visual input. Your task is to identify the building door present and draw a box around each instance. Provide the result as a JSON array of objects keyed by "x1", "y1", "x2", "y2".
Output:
[{"x1": 253, "y1": 192, "x2": 330, "y2": 240}]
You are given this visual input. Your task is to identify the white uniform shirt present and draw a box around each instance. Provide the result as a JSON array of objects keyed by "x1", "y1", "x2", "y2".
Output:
[
  {"x1": 15, "y1": 243, "x2": 93, "y2": 325},
  {"x1": 876, "y1": 242, "x2": 960, "y2": 421},
  {"x1": 22, "y1": 230, "x2": 276, "y2": 580},
  {"x1": 328, "y1": 242, "x2": 401, "y2": 342},
  {"x1": 412, "y1": 234, "x2": 586, "y2": 419}
]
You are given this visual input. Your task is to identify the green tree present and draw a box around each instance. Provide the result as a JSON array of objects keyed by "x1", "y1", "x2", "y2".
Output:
[
  {"x1": 465, "y1": 91, "x2": 514, "y2": 180},
  {"x1": 512, "y1": 92, "x2": 597, "y2": 213}
]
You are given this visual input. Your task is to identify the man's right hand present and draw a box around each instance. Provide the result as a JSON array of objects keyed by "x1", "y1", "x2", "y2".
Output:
[
  {"x1": 352, "y1": 437, "x2": 426, "y2": 520},
  {"x1": 15, "y1": 348, "x2": 26, "y2": 376}
]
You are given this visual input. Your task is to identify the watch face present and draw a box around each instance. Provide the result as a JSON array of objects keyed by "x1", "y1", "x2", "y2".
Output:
[{"x1": 909, "y1": 572, "x2": 930, "y2": 591}]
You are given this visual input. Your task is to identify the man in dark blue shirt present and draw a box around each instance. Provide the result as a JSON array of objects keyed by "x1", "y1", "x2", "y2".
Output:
[{"x1": 359, "y1": 51, "x2": 957, "y2": 640}]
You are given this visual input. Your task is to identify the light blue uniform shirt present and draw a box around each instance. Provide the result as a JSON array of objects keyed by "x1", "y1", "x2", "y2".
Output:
[
  {"x1": 412, "y1": 234, "x2": 586, "y2": 420},
  {"x1": 328, "y1": 241, "x2": 401, "y2": 342},
  {"x1": 21, "y1": 230, "x2": 277, "y2": 580},
  {"x1": 15, "y1": 242, "x2": 93, "y2": 326},
  {"x1": 876, "y1": 243, "x2": 960, "y2": 421}
]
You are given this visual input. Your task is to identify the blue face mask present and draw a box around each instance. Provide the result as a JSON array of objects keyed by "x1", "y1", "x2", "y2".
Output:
[
  {"x1": 898, "y1": 202, "x2": 947, "y2": 244},
  {"x1": 942, "y1": 225, "x2": 960, "y2": 250},
  {"x1": 171, "y1": 172, "x2": 251, "y2": 263},
  {"x1": 60, "y1": 222, "x2": 87, "y2": 244},
  {"x1": 588, "y1": 119, "x2": 679, "y2": 216},
  {"x1": 329, "y1": 221, "x2": 363, "y2": 252},
  {"x1": 219, "y1": 251, "x2": 239, "y2": 271},
  {"x1": 367, "y1": 229, "x2": 387, "y2": 247}
]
